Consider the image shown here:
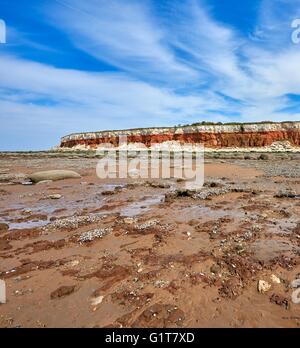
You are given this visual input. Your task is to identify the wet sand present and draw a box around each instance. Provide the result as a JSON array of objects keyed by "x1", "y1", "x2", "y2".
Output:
[{"x1": 0, "y1": 153, "x2": 300, "y2": 328}]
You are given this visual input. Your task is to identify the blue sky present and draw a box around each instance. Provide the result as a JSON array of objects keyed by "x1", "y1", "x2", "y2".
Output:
[{"x1": 1, "y1": 0, "x2": 300, "y2": 150}]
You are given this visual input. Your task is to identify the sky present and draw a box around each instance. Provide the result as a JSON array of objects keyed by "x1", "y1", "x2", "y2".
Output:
[{"x1": 1, "y1": 0, "x2": 300, "y2": 150}]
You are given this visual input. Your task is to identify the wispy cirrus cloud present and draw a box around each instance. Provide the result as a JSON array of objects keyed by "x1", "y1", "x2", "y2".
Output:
[
  {"x1": 44, "y1": 0, "x2": 300, "y2": 110},
  {"x1": 2, "y1": 0, "x2": 300, "y2": 150},
  {"x1": 45, "y1": 0, "x2": 199, "y2": 84}
]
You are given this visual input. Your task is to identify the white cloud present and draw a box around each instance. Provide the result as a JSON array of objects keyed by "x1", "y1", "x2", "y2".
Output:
[
  {"x1": 45, "y1": 0, "x2": 300, "y2": 117},
  {"x1": 0, "y1": 54, "x2": 220, "y2": 115},
  {"x1": 0, "y1": 54, "x2": 233, "y2": 149},
  {"x1": 2, "y1": 0, "x2": 300, "y2": 150},
  {"x1": 45, "y1": 0, "x2": 198, "y2": 84}
]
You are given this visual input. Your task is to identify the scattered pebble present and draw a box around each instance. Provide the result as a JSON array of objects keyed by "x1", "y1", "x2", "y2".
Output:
[
  {"x1": 91, "y1": 295, "x2": 104, "y2": 306},
  {"x1": 50, "y1": 285, "x2": 76, "y2": 299},
  {"x1": 210, "y1": 264, "x2": 221, "y2": 274},
  {"x1": 270, "y1": 274, "x2": 281, "y2": 284},
  {"x1": 258, "y1": 280, "x2": 271, "y2": 294},
  {"x1": 78, "y1": 228, "x2": 112, "y2": 243},
  {"x1": 124, "y1": 217, "x2": 137, "y2": 225},
  {"x1": 47, "y1": 194, "x2": 62, "y2": 199},
  {"x1": 36, "y1": 180, "x2": 53, "y2": 185},
  {"x1": 154, "y1": 280, "x2": 170, "y2": 288},
  {"x1": 134, "y1": 219, "x2": 159, "y2": 230},
  {"x1": 43, "y1": 214, "x2": 105, "y2": 232}
]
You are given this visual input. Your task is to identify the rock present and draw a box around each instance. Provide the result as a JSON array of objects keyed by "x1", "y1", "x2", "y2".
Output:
[
  {"x1": 21, "y1": 181, "x2": 33, "y2": 186},
  {"x1": 174, "y1": 189, "x2": 195, "y2": 198},
  {"x1": 147, "y1": 181, "x2": 171, "y2": 189},
  {"x1": 258, "y1": 280, "x2": 271, "y2": 293},
  {"x1": 235, "y1": 244, "x2": 245, "y2": 253},
  {"x1": 274, "y1": 190, "x2": 300, "y2": 199},
  {"x1": 291, "y1": 277, "x2": 300, "y2": 288},
  {"x1": 243, "y1": 231, "x2": 253, "y2": 240},
  {"x1": 47, "y1": 194, "x2": 62, "y2": 200},
  {"x1": 50, "y1": 285, "x2": 76, "y2": 299},
  {"x1": 134, "y1": 219, "x2": 159, "y2": 230},
  {"x1": 14, "y1": 275, "x2": 30, "y2": 282},
  {"x1": 258, "y1": 154, "x2": 269, "y2": 160},
  {"x1": 164, "y1": 192, "x2": 176, "y2": 202},
  {"x1": 0, "y1": 173, "x2": 28, "y2": 184},
  {"x1": 101, "y1": 190, "x2": 115, "y2": 195},
  {"x1": 204, "y1": 181, "x2": 223, "y2": 188},
  {"x1": 43, "y1": 214, "x2": 105, "y2": 232},
  {"x1": 124, "y1": 217, "x2": 136, "y2": 225},
  {"x1": 114, "y1": 186, "x2": 124, "y2": 193},
  {"x1": 126, "y1": 181, "x2": 144, "y2": 189},
  {"x1": 78, "y1": 228, "x2": 112, "y2": 243},
  {"x1": 270, "y1": 293, "x2": 289, "y2": 309},
  {"x1": 22, "y1": 209, "x2": 32, "y2": 215},
  {"x1": 176, "y1": 178, "x2": 185, "y2": 183},
  {"x1": 0, "y1": 223, "x2": 9, "y2": 232},
  {"x1": 158, "y1": 183, "x2": 171, "y2": 188},
  {"x1": 210, "y1": 264, "x2": 221, "y2": 274},
  {"x1": 270, "y1": 274, "x2": 281, "y2": 284},
  {"x1": 91, "y1": 295, "x2": 104, "y2": 306},
  {"x1": 193, "y1": 186, "x2": 230, "y2": 200},
  {"x1": 269, "y1": 141, "x2": 294, "y2": 151},
  {"x1": 154, "y1": 280, "x2": 170, "y2": 288},
  {"x1": 66, "y1": 260, "x2": 80, "y2": 267},
  {"x1": 29, "y1": 170, "x2": 81, "y2": 183},
  {"x1": 0, "y1": 279, "x2": 6, "y2": 304},
  {"x1": 36, "y1": 180, "x2": 53, "y2": 185}
]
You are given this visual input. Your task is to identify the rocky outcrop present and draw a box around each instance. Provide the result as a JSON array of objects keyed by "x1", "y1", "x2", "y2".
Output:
[{"x1": 60, "y1": 122, "x2": 300, "y2": 149}]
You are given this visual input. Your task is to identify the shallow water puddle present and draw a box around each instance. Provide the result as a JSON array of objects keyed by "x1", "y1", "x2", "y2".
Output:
[
  {"x1": 120, "y1": 195, "x2": 164, "y2": 217},
  {"x1": 175, "y1": 203, "x2": 243, "y2": 222},
  {"x1": 8, "y1": 219, "x2": 49, "y2": 230}
]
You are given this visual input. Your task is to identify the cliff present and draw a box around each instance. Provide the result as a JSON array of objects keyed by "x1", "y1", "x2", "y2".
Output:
[{"x1": 60, "y1": 121, "x2": 300, "y2": 150}]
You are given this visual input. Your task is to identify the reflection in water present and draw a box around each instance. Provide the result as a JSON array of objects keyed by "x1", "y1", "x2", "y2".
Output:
[
  {"x1": 120, "y1": 195, "x2": 164, "y2": 217},
  {"x1": 2, "y1": 184, "x2": 164, "y2": 229}
]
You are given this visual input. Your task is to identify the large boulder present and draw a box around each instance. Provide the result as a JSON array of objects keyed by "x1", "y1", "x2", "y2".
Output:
[{"x1": 29, "y1": 170, "x2": 81, "y2": 183}]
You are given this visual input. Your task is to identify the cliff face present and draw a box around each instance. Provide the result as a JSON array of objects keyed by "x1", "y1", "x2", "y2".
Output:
[{"x1": 60, "y1": 122, "x2": 300, "y2": 149}]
